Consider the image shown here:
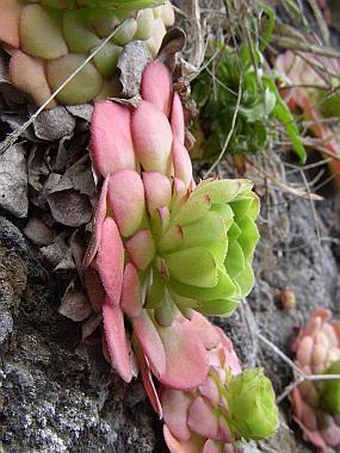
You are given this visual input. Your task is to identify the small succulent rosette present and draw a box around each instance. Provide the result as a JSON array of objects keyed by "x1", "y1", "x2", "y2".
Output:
[
  {"x1": 290, "y1": 309, "x2": 340, "y2": 451},
  {"x1": 83, "y1": 59, "x2": 260, "y2": 401},
  {"x1": 275, "y1": 50, "x2": 340, "y2": 185},
  {"x1": 162, "y1": 326, "x2": 279, "y2": 452},
  {"x1": 0, "y1": 0, "x2": 174, "y2": 105}
]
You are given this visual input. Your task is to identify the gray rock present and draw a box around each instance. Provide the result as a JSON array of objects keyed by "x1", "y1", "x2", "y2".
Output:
[{"x1": 0, "y1": 145, "x2": 28, "y2": 218}]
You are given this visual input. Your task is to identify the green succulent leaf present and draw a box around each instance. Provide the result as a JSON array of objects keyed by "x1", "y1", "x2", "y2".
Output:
[
  {"x1": 319, "y1": 360, "x2": 340, "y2": 414},
  {"x1": 169, "y1": 268, "x2": 237, "y2": 301},
  {"x1": 198, "y1": 298, "x2": 239, "y2": 316},
  {"x1": 165, "y1": 247, "x2": 219, "y2": 288}
]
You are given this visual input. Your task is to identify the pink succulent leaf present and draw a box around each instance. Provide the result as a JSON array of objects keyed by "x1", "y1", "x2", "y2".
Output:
[
  {"x1": 163, "y1": 425, "x2": 205, "y2": 453},
  {"x1": 102, "y1": 299, "x2": 132, "y2": 383},
  {"x1": 0, "y1": 0, "x2": 21, "y2": 48},
  {"x1": 161, "y1": 388, "x2": 193, "y2": 440},
  {"x1": 187, "y1": 396, "x2": 219, "y2": 439},
  {"x1": 142, "y1": 171, "x2": 172, "y2": 214},
  {"x1": 198, "y1": 376, "x2": 220, "y2": 407},
  {"x1": 125, "y1": 229, "x2": 156, "y2": 270},
  {"x1": 136, "y1": 341, "x2": 163, "y2": 418},
  {"x1": 120, "y1": 263, "x2": 143, "y2": 318},
  {"x1": 91, "y1": 101, "x2": 136, "y2": 177},
  {"x1": 172, "y1": 137, "x2": 193, "y2": 187},
  {"x1": 9, "y1": 50, "x2": 56, "y2": 107},
  {"x1": 215, "y1": 327, "x2": 242, "y2": 374},
  {"x1": 290, "y1": 310, "x2": 340, "y2": 450},
  {"x1": 132, "y1": 310, "x2": 166, "y2": 378},
  {"x1": 107, "y1": 169, "x2": 145, "y2": 237},
  {"x1": 83, "y1": 175, "x2": 109, "y2": 267},
  {"x1": 171, "y1": 92, "x2": 185, "y2": 145},
  {"x1": 157, "y1": 316, "x2": 209, "y2": 390},
  {"x1": 96, "y1": 217, "x2": 124, "y2": 306},
  {"x1": 189, "y1": 313, "x2": 222, "y2": 351},
  {"x1": 131, "y1": 100, "x2": 173, "y2": 174},
  {"x1": 141, "y1": 59, "x2": 173, "y2": 116}
]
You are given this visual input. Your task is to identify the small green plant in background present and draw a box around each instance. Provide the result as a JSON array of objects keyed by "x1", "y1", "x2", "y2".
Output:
[{"x1": 190, "y1": 4, "x2": 306, "y2": 165}]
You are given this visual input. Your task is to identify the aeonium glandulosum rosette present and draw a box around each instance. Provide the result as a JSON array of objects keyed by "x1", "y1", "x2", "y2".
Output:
[
  {"x1": 290, "y1": 309, "x2": 340, "y2": 450},
  {"x1": 83, "y1": 59, "x2": 260, "y2": 408},
  {"x1": 162, "y1": 328, "x2": 279, "y2": 452}
]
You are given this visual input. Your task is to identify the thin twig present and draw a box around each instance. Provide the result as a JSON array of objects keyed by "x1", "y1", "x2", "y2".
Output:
[{"x1": 256, "y1": 332, "x2": 340, "y2": 404}]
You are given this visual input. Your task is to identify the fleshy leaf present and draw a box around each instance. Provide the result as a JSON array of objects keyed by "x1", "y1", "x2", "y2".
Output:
[
  {"x1": 97, "y1": 217, "x2": 124, "y2": 306},
  {"x1": 0, "y1": 0, "x2": 21, "y2": 48},
  {"x1": 169, "y1": 269, "x2": 237, "y2": 301},
  {"x1": 161, "y1": 388, "x2": 192, "y2": 440},
  {"x1": 21, "y1": 5, "x2": 68, "y2": 59},
  {"x1": 191, "y1": 179, "x2": 244, "y2": 204},
  {"x1": 125, "y1": 229, "x2": 156, "y2": 270},
  {"x1": 131, "y1": 100, "x2": 172, "y2": 174},
  {"x1": 120, "y1": 263, "x2": 143, "y2": 318},
  {"x1": 9, "y1": 51, "x2": 56, "y2": 107},
  {"x1": 143, "y1": 172, "x2": 172, "y2": 215},
  {"x1": 102, "y1": 300, "x2": 132, "y2": 382},
  {"x1": 171, "y1": 92, "x2": 185, "y2": 145},
  {"x1": 141, "y1": 59, "x2": 173, "y2": 116},
  {"x1": 107, "y1": 169, "x2": 145, "y2": 237},
  {"x1": 91, "y1": 101, "x2": 136, "y2": 177},
  {"x1": 132, "y1": 310, "x2": 166, "y2": 377},
  {"x1": 165, "y1": 247, "x2": 218, "y2": 288},
  {"x1": 157, "y1": 317, "x2": 209, "y2": 390}
]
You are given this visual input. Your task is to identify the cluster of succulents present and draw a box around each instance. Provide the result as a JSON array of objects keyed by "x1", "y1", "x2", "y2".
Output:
[
  {"x1": 0, "y1": 0, "x2": 174, "y2": 106},
  {"x1": 275, "y1": 50, "x2": 340, "y2": 186},
  {"x1": 84, "y1": 59, "x2": 260, "y2": 384},
  {"x1": 78, "y1": 59, "x2": 280, "y2": 446},
  {"x1": 290, "y1": 309, "x2": 340, "y2": 450},
  {"x1": 162, "y1": 324, "x2": 279, "y2": 452}
]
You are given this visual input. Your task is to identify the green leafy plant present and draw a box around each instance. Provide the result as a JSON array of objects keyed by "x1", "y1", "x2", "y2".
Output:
[{"x1": 191, "y1": 32, "x2": 306, "y2": 164}]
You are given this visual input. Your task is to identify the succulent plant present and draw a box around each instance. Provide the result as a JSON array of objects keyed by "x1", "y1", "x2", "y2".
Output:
[
  {"x1": 290, "y1": 309, "x2": 340, "y2": 450},
  {"x1": 0, "y1": 0, "x2": 174, "y2": 106},
  {"x1": 162, "y1": 326, "x2": 279, "y2": 452},
  {"x1": 275, "y1": 50, "x2": 340, "y2": 186},
  {"x1": 83, "y1": 59, "x2": 260, "y2": 393}
]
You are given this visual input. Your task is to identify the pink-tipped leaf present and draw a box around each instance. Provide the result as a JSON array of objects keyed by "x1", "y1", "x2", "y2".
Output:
[
  {"x1": 91, "y1": 101, "x2": 136, "y2": 177},
  {"x1": 131, "y1": 100, "x2": 173, "y2": 174},
  {"x1": 171, "y1": 92, "x2": 185, "y2": 145},
  {"x1": 120, "y1": 263, "x2": 143, "y2": 318},
  {"x1": 141, "y1": 59, "x2": 173, "y2": 116},
  {"x1": 143, "y1": 172, "x2": 172, "y2": 214},
  {"x1": 97, "y1": 217, "x2": 124, "y2": 306},
  {"x1": 107, "y1": 169, "x2": 145, "y2": 238},
  {"x1": 0, "y1": 0, "x2": 21, "y2": 48},
  {"x1": 102, "y1": 299, "x2": 132, "y2": 382},
  {"x1": 125, "y1": 229, "x2": 156, "y2": 271}
]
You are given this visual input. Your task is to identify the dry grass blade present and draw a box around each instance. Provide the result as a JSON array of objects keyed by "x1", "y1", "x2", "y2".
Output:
[{"x1": 246, "y1": 158, "x2": 323, "y2": 200}]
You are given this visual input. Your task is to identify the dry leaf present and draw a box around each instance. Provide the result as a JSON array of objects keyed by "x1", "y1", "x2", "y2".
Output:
[
  {"x1": 118, "y1": 41, "x2": 152, "y2": 98},
  {"x1": 59, "y1": 280, "x2": 92, "y2": 322},
  {"x1": 23, "y1": 216, "x2": 56, "y2": 246}
]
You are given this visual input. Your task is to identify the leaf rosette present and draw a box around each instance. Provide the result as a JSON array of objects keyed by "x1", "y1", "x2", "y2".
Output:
[
  {"x1": 290, "y1": 309, "x2": 340, "y2": 450},
  {"x1": 83, "y1": 60, "x2": 260, "y2": 398},
  {"x1": 0, "y1": 0, "x2": 174, "y2": 105}
]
